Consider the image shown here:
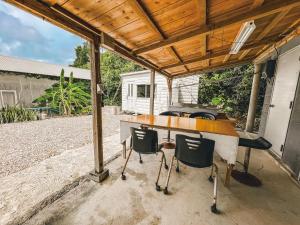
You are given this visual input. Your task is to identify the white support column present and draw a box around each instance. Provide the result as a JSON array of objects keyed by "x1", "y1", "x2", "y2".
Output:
[
  {"x1": 149, "y1": 70, "x2": 155, "y2": 115},
  {"x1": 167, "y1": 78, "x2": 173, "y2": 108},
  {"x1": 89, "y1": 36, "x2": 109, "y2": 182},
  {"x1": 244, "y1": 63, "x2": 262, "y2": 172}
]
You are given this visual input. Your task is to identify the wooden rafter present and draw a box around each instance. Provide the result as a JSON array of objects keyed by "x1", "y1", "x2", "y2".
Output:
[
  {"x1": 195, "y1": 0, "x2": 209, "y2": 67},
  {"x1": 133, "y1": 0, "x2": 300, "y2": 55},
  {"x1": 162, "y1": 37, "x2": 277, "y2": 70},
  {"x1": 250, "y1": 0, "x2": 264, "y2": 10},
  {"x1": 239, "y1": 8, "x2": 290, "y2": 60},
  {"x1": 127, "y1": 0, "x2": 189, "y2": 72},
  {"x1": 172, "y1": 59, "x2": 252, "y2": 78},
  {"x1": 4, "y1": 0, "x2": 171, "y2": 77},
  {"x1": 254, "y1": 27, "x2": 300, "y2": 63}
]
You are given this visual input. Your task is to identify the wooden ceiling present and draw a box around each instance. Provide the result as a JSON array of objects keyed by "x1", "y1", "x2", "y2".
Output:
[{"x1": 5, "y1": 0, "x2": 300, "y2": 78}]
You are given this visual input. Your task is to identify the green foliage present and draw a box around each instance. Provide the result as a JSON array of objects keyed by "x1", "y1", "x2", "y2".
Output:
[
  {"x1": 71, "y1": 42, "x2": 143, "y2": 106},
  {"x1": 198, "y1": 64, "x2": 266, "y2": 128},
  {"x1": 33, "y1": 69, "x2": 91, "y2": 115},
  {"x1": 71, "y1": 42, "x2": 90, "y2": 69},
  {"x1": 0, "y1": 106, "x2": 37, "y2": 124},
  {"x1": 101, "y1": 50, "x2": 143, "y2": 105}
]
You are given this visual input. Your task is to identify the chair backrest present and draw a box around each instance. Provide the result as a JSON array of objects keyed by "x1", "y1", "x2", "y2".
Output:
[
  {"x1": 189, "y1": 112, "x2": 216, "y2": 120},
  {"x1": 159, "y1": 111, "x2": 181, "y2": 117},
  {"x1": 175, "y1": 134, "x2": 215, "y2": 168},
  {"x1": 130, "y1": 127, "x2": 158, "y2": 154}
]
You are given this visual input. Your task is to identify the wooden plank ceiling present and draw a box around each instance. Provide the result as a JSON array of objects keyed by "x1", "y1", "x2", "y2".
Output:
[{"x1": 5, "y1": 0, "x2": 300, "y2": 78}]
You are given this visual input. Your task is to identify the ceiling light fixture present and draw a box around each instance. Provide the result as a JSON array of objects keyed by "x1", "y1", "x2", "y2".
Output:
[{"x1": 230, "y1": 20, "x2": 256, "y2": 54}]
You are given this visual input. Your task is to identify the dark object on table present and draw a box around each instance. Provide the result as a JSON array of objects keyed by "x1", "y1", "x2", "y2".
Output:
[
  {"x1": 163, "y1": 134, "x2": 219, "y2": 214},
  {"x1": 121, "y1": 127, "x2": 168, "y2": 191},
  {"x1": 189, "y1": 112, "x2": 216, "y2": 120},
  {"x1": 232, "y1": 137, "x2": 272, "y2": 187}
]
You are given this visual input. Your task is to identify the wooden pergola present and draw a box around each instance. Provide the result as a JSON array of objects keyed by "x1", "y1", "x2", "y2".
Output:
[{"x1": 5, "y1": 0, "x2": 300, "y2": 182}]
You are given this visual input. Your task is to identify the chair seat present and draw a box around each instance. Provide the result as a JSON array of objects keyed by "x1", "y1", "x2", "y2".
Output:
[{"x1": 238, "y1": 137, "x2": 272, "y2": 150}]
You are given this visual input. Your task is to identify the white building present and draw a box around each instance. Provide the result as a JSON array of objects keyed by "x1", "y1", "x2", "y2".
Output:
[
  {"x1": 258, "y1": 37, "x2": 300, "y2": 178},
  {"x1": 121, "y1": 70, "x2": 199, "y2": 115}
]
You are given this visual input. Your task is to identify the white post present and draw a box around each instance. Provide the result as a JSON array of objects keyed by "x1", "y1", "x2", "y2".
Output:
[
  {"x1": 167, "y1": 78, "x2": 173, "y2": 108},
  {"x1": 244, "y1": 63, "x2": 262, "y2": 172},
  {"x1": 150, "y1": 70, "x2": 155, "y2": 115}
]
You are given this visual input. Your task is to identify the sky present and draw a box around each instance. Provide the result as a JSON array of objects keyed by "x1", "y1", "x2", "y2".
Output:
[{"x1": 0, "y1": 0, "x2": 84, "y2": 65}]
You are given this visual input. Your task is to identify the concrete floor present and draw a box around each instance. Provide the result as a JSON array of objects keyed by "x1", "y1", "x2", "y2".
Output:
[{"x1": 26, "y1": 147, "x2": 300, "y2": 225}]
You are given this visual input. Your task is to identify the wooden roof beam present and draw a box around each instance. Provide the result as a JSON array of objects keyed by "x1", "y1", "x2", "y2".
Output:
[
  {"x1": 250, "y1": 0, "x2": 264, "y2": 10},
  {"x1": 172, "y1": 59, "x2": 252, "y2": 78},
  {"x1": 239, "y1": 7, "x2": 290, "y2": 60},
  {"x1": 128, "y1": 0, "x2": 189, "y2": 72},
  {"x1": 5, "y1": 0, "x2": 95, "y2": 40},
  {"x1": 223, "y1": 0, "x2": 264, "y2": 64},
  {"x1": 133, "y1": 0, "x2": 300, "y2": 55},
  {"x1": 161, "y1": 37, "x2": 277, "y2": 70},
  {"x1": 254, "y1": 27, "x2": 300, "y2": 63},
  {"x1": 5, "y1": 0, "x2": 171, "y2": 77}
]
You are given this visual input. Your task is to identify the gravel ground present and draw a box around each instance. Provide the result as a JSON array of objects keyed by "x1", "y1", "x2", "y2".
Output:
[{"x1": 0, "y1": 112, "x2": 120, "y2": 178}]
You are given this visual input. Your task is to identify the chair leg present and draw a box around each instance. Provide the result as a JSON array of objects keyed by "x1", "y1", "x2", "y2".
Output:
[
  {"x1": 121, "y1": 148, "x2": 133, "y2": 180},
  {"x1": 176, "y1": 159, "x2": 180, "y2": 173},
  {"x1": 161, "y1": 151, "x2": 168, "y2": 169},
  {"x1": 139, "y1": 153, "x2": 143, "y2": 164},
  {"x1": 211, "y1": 163, "x2": 219, "y2": 214},
  {"x1": 164, "y1": 155, "x2": 175, "y2": 195},
  {"x1": 208, "y1": 164, "x2": 214, "y2": 182},
  {"x1": 155, "y1": 153, "x2": 164, "y2": 191}
]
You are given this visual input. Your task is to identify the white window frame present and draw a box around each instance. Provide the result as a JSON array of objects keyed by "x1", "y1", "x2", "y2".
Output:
[
  {"x1": 127, "y1": 83, "x2": 134, "y2": 98},
  {"x1": 136, "y1": 84, "x2": 156, "y2": 99},
  {"x1": 0, "y1": 90, "x2": 18, "y2": 108}
]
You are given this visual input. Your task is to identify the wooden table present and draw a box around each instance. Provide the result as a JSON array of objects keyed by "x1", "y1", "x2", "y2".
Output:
[{"x1": 120, "y1": 114, "x2": 239, "y2": 186}]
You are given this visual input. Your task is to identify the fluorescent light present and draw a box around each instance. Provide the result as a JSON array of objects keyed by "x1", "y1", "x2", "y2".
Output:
[{"x1": 229, "y1": 21, "x2": 256, "y2": 54}]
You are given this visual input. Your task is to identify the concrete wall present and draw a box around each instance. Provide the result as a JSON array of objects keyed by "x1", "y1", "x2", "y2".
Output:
[{"x1": 0, "y1": 72, "x2": 56, "y2": 107}]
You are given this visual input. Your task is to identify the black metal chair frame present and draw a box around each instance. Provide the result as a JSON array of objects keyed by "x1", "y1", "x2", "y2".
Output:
[
  {"x1": 163, "y1": 134, "x2": 219, "y2": 214},
  {"x1": 189, "y1": 112, "x2": 216, "y2": 120},
  {"x1": 121, "y1": 127, "x2": 169, "y2": 191}
]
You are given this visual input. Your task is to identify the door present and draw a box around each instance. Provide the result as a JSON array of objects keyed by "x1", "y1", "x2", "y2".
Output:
[
  {"x1": 282, "y1": 72, "x2": 300, "y2": 178},
  {"x1": 264, "y1": 46, "x2": 300, "y2": 157}
]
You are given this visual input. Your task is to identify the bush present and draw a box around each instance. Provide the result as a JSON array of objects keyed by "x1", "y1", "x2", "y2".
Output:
[
  {"x1": 33, "y1": 69, "x2": 91, "y2": 115},
  {"x1": 0, "y1": 106, "x2": 37, "y2": 124}
]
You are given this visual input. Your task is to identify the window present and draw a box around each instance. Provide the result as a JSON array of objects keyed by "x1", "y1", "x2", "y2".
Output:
[
  {"x1": 127, "y1": 84, "x2": 133, "y2": 97},
  {"x1": 137, "y1": 84, "x2": 156, "y2": 98},
  {"x1": 0, "y1": 90, "x2": 17, "y2": 108}
]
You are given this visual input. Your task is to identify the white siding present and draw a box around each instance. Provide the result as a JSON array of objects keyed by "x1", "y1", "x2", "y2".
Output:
[{"x1": 121, "y1": 70, "x2": 199, "y2": 115}]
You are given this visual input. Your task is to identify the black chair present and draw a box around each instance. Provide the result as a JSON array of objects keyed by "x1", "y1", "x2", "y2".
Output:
[
  {"x1": 163, "y1": 134, "x2": 219, "y2": 214},
  {"x1": 231, "y1": 137, "x2": 272, "y2": 187},
  {"x1": 159, "y1": 111, "x2": 181, "y2": 149},
  {"x1": 121, "y1": 127, "x2": 168, "y2": 191},
  {"x1": 189, "y1": 112, "x2": 216, "y2": 120}
]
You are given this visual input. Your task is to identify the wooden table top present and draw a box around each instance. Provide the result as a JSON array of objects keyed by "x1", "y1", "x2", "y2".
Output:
[{"x1": 120, "y1": 115, "x2": 239, "y2": 137}]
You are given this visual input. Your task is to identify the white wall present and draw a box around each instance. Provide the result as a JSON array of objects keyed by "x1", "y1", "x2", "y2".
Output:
[{"x1": 121, "y1": 70, "x2": 199, "y2": 115}]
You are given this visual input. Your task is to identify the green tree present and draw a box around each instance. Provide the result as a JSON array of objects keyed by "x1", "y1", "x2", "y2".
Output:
[
  {"x1": 33, "y1": 69, "x2": 91, "y2": 115},
  {"x1": 198, "y1": 64, "x2": 266, "y2": 129},
  {"x1": 101, "y1": 51, "x2": 143, "y2": 105},
  {"x1": 71, "y1": 42, "x2": 143, "y2": 106},
  {"x1": 72, "y1": 42, "x2": 90, "y2": 69}
]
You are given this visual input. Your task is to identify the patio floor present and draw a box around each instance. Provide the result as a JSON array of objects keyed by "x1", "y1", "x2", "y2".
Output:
[{"x1": 25, "y1": 146, "x2": 300, "y2": 225}]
